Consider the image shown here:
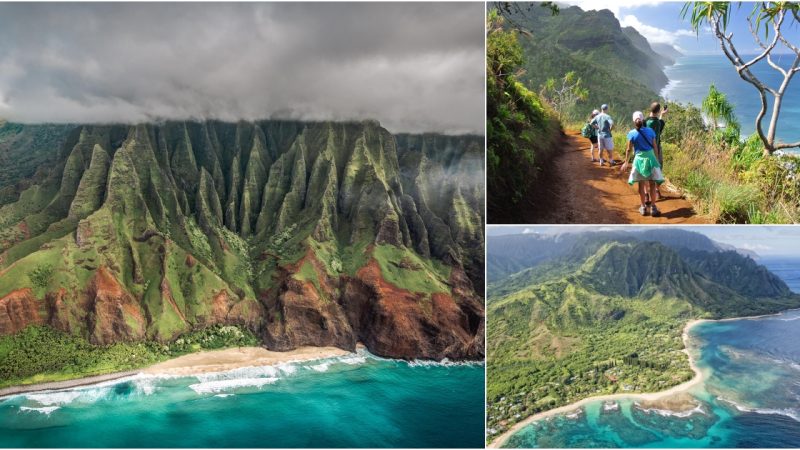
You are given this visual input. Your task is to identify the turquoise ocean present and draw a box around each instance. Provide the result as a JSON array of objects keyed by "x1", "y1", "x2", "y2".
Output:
[
  {"x1": 503, "y1": 259, "x2": 800, "y2": 448},
  {"x1": 0, "y1": 351, "x2": 485, "y2": 448},
  {"x1": 661, "y1": 54, "x2": 800, "y2": 146}
]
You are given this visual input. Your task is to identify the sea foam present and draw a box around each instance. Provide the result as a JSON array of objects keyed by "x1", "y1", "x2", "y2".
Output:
[
  {"x1": 188, "y1": 377, "x2": 279, "y2": 394},
  {"x1": 720, "y1": 397, "x2": 800, "y2": 422},
  {"x1": 635, "y1": 402, "x2": 705, "y2": 418},
  {"x1": 19, "y1": 405, "x2": 60, "y2": 415}
]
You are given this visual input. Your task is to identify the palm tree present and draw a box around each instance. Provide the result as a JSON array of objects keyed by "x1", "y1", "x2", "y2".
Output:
[
  {"x1": 702, "y1": 84, "x2": 737, "y2": 131},
  {"x1": 683, "y1": 1, "x2": 800, "y2": 154}
]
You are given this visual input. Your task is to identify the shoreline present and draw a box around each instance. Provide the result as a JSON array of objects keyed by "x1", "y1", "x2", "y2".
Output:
[
  {"x1": 488, "y1": 318, "x2": 709, "y2": 448},
  {"x1": 0, "y1": 345, "x2": 354, "y2": 400}
]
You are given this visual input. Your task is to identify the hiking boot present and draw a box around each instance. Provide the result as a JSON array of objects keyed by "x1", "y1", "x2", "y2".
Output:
[
  {"x1": 639, "y1": 205, "x2": 649, "y2": 216},
  {"x1": 650, "y1": 204, "x2": 661, "y2": 217},
  {"x1": 599, "y1": 159, "x2": 606, "y2": 166}
]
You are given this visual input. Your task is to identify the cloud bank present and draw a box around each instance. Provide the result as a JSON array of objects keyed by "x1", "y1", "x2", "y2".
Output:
[{"x1": 0, "y1": 2, "x2": 484, "y2": 134}]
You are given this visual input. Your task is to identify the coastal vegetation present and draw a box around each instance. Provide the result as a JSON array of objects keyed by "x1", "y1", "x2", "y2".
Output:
[
  {"x1": 488, "y1": 1, "x2": 800, "y2": 223},
  {"x1": 682, "y1": 1, "x2": 800, "y2": 154},
  {"x1": 0, "y1": 324, "x2": 259, "y2": 389},
  {"x1": 0, "y1": 119, "x2": 486, "y2": 391},
  {"x1": 486, "y1": 230, "x2": 800, "y2": 442},
  {"x1": 486, "y1": 7, "x2": 561, "y2": 222}
]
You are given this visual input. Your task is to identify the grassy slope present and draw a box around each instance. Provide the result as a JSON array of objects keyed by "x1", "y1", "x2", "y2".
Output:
[
  {"x1": 486, "y1": 240, "x2": 800, "y2": 440},
  {"x1": 0, "y1": 120, "x2": 483, "y2": 386}
]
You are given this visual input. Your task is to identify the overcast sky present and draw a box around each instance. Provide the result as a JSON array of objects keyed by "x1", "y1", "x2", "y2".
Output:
[
  {"x1": 0, "y1": 2, "x2": 484, "y2": 134},
  {"x1": 487, "y1": 226, "x2": 800, "y2": 257}
]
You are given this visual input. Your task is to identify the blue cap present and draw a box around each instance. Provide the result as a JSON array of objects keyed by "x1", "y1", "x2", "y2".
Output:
[{"x1": 601, "y1": 104, "x2": 608, "y2": 110}]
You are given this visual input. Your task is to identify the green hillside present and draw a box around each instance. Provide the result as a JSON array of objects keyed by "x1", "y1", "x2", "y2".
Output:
[
  {"x1": 486, "y1": 231, "x2": 800, "y2": 441},
  {"x1": 0, "y1": 120, "x2": 485, "y2": 387},
  {"x1": 505, "y1": 4, "x2": 670, "y2": 122}
]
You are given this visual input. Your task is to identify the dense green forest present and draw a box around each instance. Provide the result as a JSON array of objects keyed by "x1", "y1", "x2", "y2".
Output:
[
  {"x1": 486, "y1": 230, "x2": 800, "y2": 441},
  {"x1": 0, "y1": 324, "x2": 259, "y2": 389},
  {"x1": 501, "y1": 4, "x2": 668, "y2": 124},
  {"x1": 486, "y1": 8, "x2": 561, "y2": 222}
]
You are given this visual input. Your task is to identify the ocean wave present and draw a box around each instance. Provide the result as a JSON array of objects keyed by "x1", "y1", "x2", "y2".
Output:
[
  {"x1": 19, "y1": 405, "x2": 60, "y2": 415},
  {"x1": 719, "y1": 397, "x2": 800, "y2": 422},
  {"x1": 194, "y1": 365, "x2": 281, "y2": 382},
  {"x1": 603, "y1": 401, "x2": 619, "y2": 412},
  {"x1": 404, "y1": 358, "x2": 485, "y2": 368},
  {"x1": 777, "y1": 315, "x2": 800, "y2": 321},
  {"x1": 636, "y1": 403, "x2": 705, "y2": 418},
  {"x1": 309, "y1": 362, "x2": 331, "y2": 372},
  {"x1": 565, "y1": 409, "x2": 583, "y2": 420},
  {"x1": 276, "y1": 363, "x2": 297, "y2": 375},
  {"x1": 659, "y1": 79, "x2": 681, "y2": 97},
  {"x1": 24, "y1": 391, "x2": 83, "y2": 406},
  {"x1": 188, "y1": 377, "x2": 279, "y2": 394}
]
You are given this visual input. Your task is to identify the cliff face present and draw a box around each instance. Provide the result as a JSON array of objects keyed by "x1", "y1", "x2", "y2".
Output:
[{"x1": 0, "y1": 120, "x2": 485, "y2": 360}]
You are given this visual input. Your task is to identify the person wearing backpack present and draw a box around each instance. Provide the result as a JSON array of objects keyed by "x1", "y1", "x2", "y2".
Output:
[
  {"x1": 620, "y1": 111, "x2": 664, "y2": 217},
  {"x1": 590, "y1": 104, "x2": 616, "y2": 166},
  {"x1": 645, "y1": 102, "x2": 667, "y2": 200},
  {"x1": 582, "y1": 110, "x2": 600, "y2": 162}
]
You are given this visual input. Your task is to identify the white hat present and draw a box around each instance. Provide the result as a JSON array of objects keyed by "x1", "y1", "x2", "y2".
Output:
[
  {"x1": 592, "y1": 109, "x2": 600, "y2": 116},
  {"x1": 632, "y1": 111, "x2": 644, "y2": 122}
]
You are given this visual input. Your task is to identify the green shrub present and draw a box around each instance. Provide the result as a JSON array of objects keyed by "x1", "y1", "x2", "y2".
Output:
[{"x1": 27, "y1": 264, "x2": 54, "y2": 289}]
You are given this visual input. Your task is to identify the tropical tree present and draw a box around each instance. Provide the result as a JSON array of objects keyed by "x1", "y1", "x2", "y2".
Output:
[
  {"x1": 703, "y1": 84, "x2": 741, "y2": 146},
  {"x1": 540, "y1": 72, "x2": 589, "y2": 122},
  {"x1": 702, "y1": 84, "x2": 738, "y2": 130},
  {"x1": 682, "y1": 2, "x2": 800, "y2": 154}
]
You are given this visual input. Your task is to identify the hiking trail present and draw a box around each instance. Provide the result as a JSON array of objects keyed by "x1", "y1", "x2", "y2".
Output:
[{"x1": 534, "y1": 130, "x2": 712, "y2": 224}]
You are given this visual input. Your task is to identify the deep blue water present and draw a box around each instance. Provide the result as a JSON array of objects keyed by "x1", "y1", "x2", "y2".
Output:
[
  {"x1": 0, "y1": 352, "x2": 485, "y2": 448},
  {"x1": 761, "y1": 257, "x2": 800, "y2": 293},
  {"x1": 503, "y1": 259, "x2": 800, "y2": 448},
  {"x1": 662, "y1": 54, "x2": 800, "y2": 146}
]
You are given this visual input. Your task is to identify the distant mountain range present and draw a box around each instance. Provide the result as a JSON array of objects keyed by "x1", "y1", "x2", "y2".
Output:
[
  {"x1": 486, "y1": 229, "x2": 800, "y2": 440},
  {"x1": 488, "y1": 229, "x2": 755, "y2": 283},
  {"x1": 0, "y1": 120, "x2": 485, "y2": 360},
  {"x1": 502, "y1": 3, "x2": 680, "y2": 119}
]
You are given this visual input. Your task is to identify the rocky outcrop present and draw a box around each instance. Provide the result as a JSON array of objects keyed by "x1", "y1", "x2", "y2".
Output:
[
  {"x1": 0, "y1": 120, "x2": 485, "y2": 360},
  {"x1": 0, "y1": 288, "x2": 42, "y2": 334},
  {"x1": 87, "y1": 266, "x2": 146, "y2": 345}
]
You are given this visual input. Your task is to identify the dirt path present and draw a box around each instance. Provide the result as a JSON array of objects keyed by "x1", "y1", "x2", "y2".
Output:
[{"x1": 537, "y1": 130, "x2": 711, "y2": 224}]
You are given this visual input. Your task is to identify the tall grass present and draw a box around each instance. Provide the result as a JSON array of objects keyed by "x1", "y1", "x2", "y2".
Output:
[{"x1": 660, "y1": 104, "x2": 799, "y2": 223}]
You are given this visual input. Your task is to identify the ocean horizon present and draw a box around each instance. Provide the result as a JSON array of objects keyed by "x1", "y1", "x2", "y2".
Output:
[{"x1": 661, "y1": 54, "x2": 800, "y2": 147}]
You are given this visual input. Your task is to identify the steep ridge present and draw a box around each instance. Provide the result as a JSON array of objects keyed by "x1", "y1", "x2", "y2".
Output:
[
  {"x1": 486, "y1": 232, "x2": 800, "y2": 440},
  {"x1": 506, "y1": 4, "x2": 668, "y2": 117},
  {"x1": 0, "y1": 120, "x2": 485, "y2": 360}
]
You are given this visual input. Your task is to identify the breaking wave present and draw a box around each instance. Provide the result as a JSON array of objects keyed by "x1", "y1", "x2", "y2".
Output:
[
  {"x1": 635, "y1": 403, "x2": 706, "y2": 418},
  {"x1": 188, "y1": 377, "x2": 279, "y2": 394},
  {"x1": 719, "y1": 397, "x2": 800, "y2": 422},
  {"x1": 19, "y1": 405, "x2": 60, "y2": 415}
]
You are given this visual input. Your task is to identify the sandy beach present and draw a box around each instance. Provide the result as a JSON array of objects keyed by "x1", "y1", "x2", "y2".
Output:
[
  {"x1": 488, "y1": 319, "x2": 708, "y2": 448},
  {"x1": 0, "y1": 346, "x2": 353, "y2": 399},
  {"x1": 142, "y1": 346, "x2": 351, "y2": 376}
]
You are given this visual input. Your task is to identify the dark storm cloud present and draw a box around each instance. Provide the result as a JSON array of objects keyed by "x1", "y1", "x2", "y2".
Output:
[{"x1": 0, "y1": 2, "x2": 484, "y2": 134}]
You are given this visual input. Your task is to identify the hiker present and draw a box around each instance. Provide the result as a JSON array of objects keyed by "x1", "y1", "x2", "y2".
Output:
[
  {"x1": 581, "y1": 109, "x2": 600, "y2": 162},
  {"x1": 590, "y1": 104, "x2": 616, "y2": 166},
  {"x1": 621, "y1": 111, "x2": 664, "y2": 217},
  {"x1": 645, "y1": 101, "x2": 667, "y2": 199}
]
